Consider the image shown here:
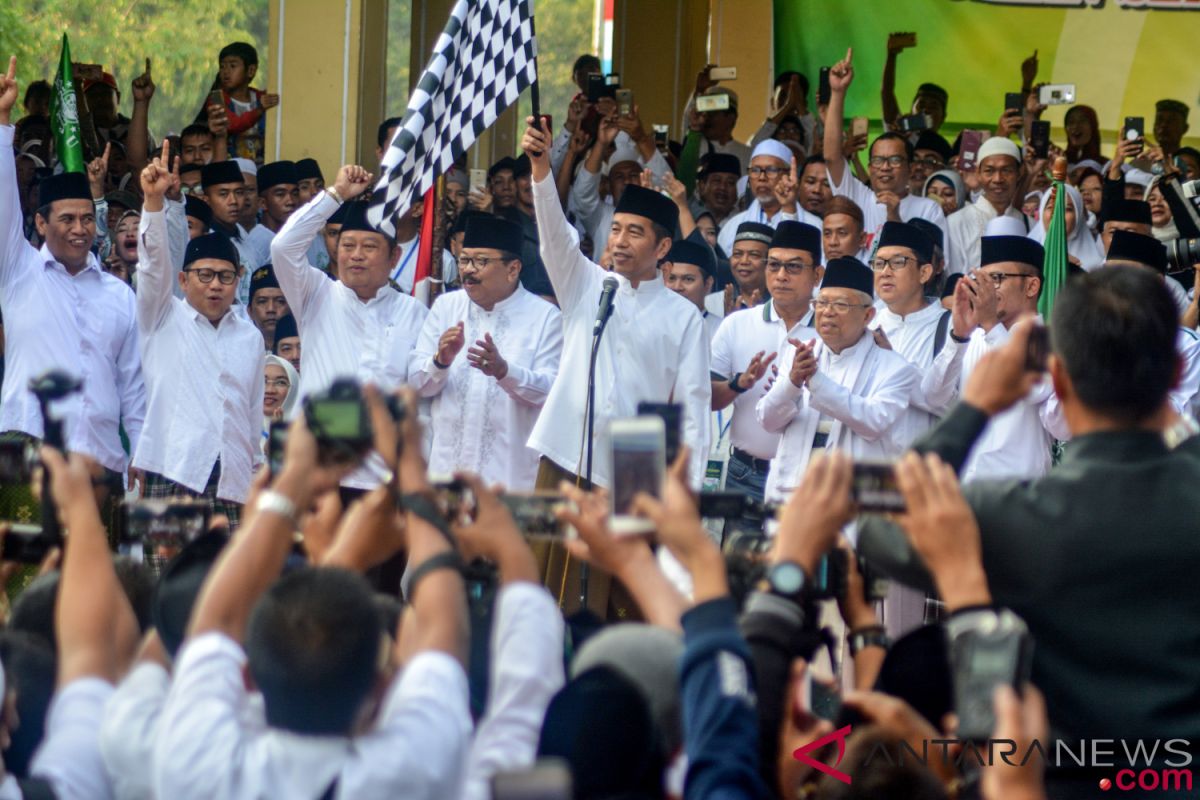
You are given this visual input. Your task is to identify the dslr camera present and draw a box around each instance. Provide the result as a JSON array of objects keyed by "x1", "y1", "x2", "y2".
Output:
[{"x1": 302, "y1": 379, "x2": 406, "y2": 464}]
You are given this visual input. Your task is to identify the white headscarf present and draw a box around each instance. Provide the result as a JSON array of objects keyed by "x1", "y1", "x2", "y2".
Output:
[
  {"x1": 1145, "y1": 175, "x2": 1181, "y2": 243},
  {"x1": 1028, "y1": 183, "x2": 1105, "y2": 271},
  {"x1": 263, "y1": 355, "x2": 299, "y2": 432}
]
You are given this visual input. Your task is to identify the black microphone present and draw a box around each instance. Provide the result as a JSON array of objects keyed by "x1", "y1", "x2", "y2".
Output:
[{"x1": 593, "y1": 276, "x2": 619, "y2": 336}]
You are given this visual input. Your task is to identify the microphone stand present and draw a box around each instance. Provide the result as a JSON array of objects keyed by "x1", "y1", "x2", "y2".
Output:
[{"x1": 581, "y1": 303, "x2": 616, "y2": 609}]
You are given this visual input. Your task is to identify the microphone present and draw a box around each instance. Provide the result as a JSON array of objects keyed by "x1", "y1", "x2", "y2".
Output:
[{"x1": 593, "y1": 276, "x2": 619, "y2": 336}]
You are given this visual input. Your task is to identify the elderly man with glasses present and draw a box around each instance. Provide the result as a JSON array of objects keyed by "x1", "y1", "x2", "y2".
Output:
[
  {"x1": 756, "y1": 256, "x2": 918, "y2": 504},
  {"x1": 134, "y1": 142, "x2": 265, "y2": 526}
]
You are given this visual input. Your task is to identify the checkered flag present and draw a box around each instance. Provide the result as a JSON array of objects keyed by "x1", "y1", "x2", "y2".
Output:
[{"x1": 367, "y1": 0, "x2": 538, "y2": 236}]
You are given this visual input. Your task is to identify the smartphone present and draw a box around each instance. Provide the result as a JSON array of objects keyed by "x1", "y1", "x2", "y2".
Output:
[
  {"x1": 811, "y1": 548, "x2": 847, "y2": 600},
  {"x1": 807, "y1": 672, "x2": 843, "y2": 722},
  {"x1": 696, "y1": 94, "x2": 730, "y2": 113},
  {"x1": 636, "y1": 401, "x2": 682, "y2": 467},
  {"x1": 615, "y1": 88, "x2": 634, "y2": 118},
  {"x1": 817, "y1": 66, "x2": 831, "y2": 106},
  {"x1": 609, "y1": 416, "x2": 665, "y2": 535},
  {"x1": 959, "y1": 129, "x2": 984, "y2": 171},
  {"x1": 1030, "y1": 120, "x2": 1051, "y2": 159},
  {"x1": 851, "y1": 116, "x2": 869, "y2": 139},
  {"x1": 0, "y1": 523, "x2": 52, "y2": 565},
  {"x1": 1025, "y1": 324, "x2": 1049, "y2": 372},
  {"x1": 1004, "y1": 92, "x2": 1025, "y2": 114},
  {"x1": 208, "y1": 89, "x2": 224, "y2": 109},
  {"x1": 0, "y1": 439, "x2": 34, "y2": 484},
  {"x1": 1124, "y1": 116, "x2": 1145, "y2": 142},
  {"x1": 708, "y1": 66, "x2": 737, "y2": 82},
  {"x1": 1038, "y1": 83, "x2": 1075, "y2": 106},
  {"x1": 267, "y1": 421, "x2": 288, "y2": 477},
  {"x1": 605, "y1": 73, "x2": 620, "y2": 87},
  {"x1": 652, "y1": 124, "x2": 669, "y2": 152},
  {"x1": 586, "y1": 73, "x2": 605, "y2": 103},
  {"x1": 469, "y1": 168, "x2": 487, "y2": 194},
  {"x1": 500, "y1": 492, "x2": 572, "y2": 539},
  {"x1": 851, "y1": 461, "x2": 905, "y2": 513},
  {"x1": 898, "y1": 113, "x2": 930, "y2": 133},
  {"x1": 492, "y1": 760, "x2": 572, "y2": 800}
]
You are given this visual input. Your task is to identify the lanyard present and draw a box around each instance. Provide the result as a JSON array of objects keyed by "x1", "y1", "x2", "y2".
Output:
[{"x1": 392, "y1": 240, "x2": 419, "y2": 282}]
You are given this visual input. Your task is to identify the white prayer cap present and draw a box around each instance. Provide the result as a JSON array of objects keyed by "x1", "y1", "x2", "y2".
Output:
[
  {"x1": 751, "y1": 139, "x2": 793, "y2": 165},
  {"x1": 1073, "y1": 158, "x2": 1104, "y2": 174},
  {"x1": 234, "y1": 157, "x2": 258, "y2": 177},
  {"x1": 606, "y1": 146, "x2": 642, "y2": 170},
  {"x1": 977, "y1": 137, "x2": 1021, "y2": 164},
  {"x1": 985, "y1": 215, "x2": 1027, "y2": 237},
  {"x1": 1124, "y1": 166, "x2": 1153, "y2": 188}
]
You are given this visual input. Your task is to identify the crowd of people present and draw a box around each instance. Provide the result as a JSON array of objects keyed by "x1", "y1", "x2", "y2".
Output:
[{"x1": 0, "y1": 26, "x2": 1197, "y2": 800}]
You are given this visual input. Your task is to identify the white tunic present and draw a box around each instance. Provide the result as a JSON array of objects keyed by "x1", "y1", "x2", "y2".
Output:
[
  {"x1": 0, "y1": 124, "x2": 146, "y2": 474},
  {"x1": 1172, "y1": 327, "x2": 1200, "y2": 417},
  {"x1": 271, "y1": 192, "x2": 429, "y2": 489},
  {"x1": 757, "y1": 332, "x2": 918, "y2": 502},
  {"x1": 829, "y1": 158, "x2": 950, "y2": 265},
  {"x1": 529, "y1": 173, "x2": 711, "y2": 488},
  {"x1": 959, "y1": 322, "x2": 1069, "y2": 483},
  {"x1": 946, "y1": 196, "x2": 1027, "y2": 275},
  {"x1": 133, "y1": 210, "x2": 265, "y2": 502},
  {"x1": 872, "y1": 301, "x2": 965, "y2": 447},
  {"x1": 710, "y1": 301, "x2": 816, "y2": 460},
  {"x1": 410, "y1": 286, "x2": 562, "y2": 490}
]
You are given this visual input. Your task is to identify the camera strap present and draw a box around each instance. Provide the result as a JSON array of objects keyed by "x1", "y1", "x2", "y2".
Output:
[{"x1": 399, "y1": 493, "x2": 457, "y2": 547}]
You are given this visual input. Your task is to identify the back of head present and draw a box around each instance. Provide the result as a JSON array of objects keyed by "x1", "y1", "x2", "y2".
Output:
[
  {"x1": 1051, "y1": 266, "x2": 1177, "y2": 424},
  {"x1": 246, "y1": 567, "x2": 383, "y2": 736},
  {"x1": 114, "y1": 556, "x2": 156, "y2": 636},
  {"x1": 817, "y1": 726, "x2": 948, "y2": 800},
  {"x1": 9, "y1": 572, "x2": 60, "y2": 651},
  {"x1": 0, "y1": 631, "x2": 56, "y2": 777}
]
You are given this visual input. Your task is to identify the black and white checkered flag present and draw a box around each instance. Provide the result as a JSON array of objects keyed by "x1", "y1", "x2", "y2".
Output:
[{"x1": 367, "y1": 0, "x2": 537, "y2": 236}]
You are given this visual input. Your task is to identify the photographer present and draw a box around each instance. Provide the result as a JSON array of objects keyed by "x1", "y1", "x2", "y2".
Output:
[{"x1": 133, "y1": 141, "x2": 265, "y2": 526}]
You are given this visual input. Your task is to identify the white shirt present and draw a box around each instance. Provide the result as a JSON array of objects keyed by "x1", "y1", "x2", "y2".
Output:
[
  {"x1": 946, "y1": 196, "x2": 1026, "y2": 275},
  {"x1": 230, "y1": 223, "x2": 268, "y2": 307},
  {"x1": 410, "y1": 286, "x2": 562, "y2": 490},
  {"x1": 830, "y1": 159, "x2": 950, "y2": 265},
  {"x1": 757, "y1": 332, "x2": 918, "y2": 502},
  {"x1": 133, "y1": 210, "x2": 265, "y2": 501},
  {"x1": 461, "y1": 583, "x2": 565, "y2": 800},
  {"x1": 710, "y1": 301, "x2": 815, "y2": 460},
  {"x1": 30, "y1": 677, "x2": 117, "y2": 800},
  {"x1": 959, "y1": 322, "x2": 1068, "y2": 483},
  {"x1": 872, "y1": 301, "x2": 965, "y2": 447},
  {"x1": 716, "y1": 203, "x2": 822, "y2": 261},
  {"x1": 244, "y1": 222, "x2": 275, "y2": 267},
  {"x1": 529, "y1": 173, "x2": 712, "y2": 487},
  {"x1": 569, "y1": 148, "x2": 672, "y2": 260},
  {"x1": 100, "y1": 662, "x2": 170, "y2": 800},
  {"x1": 153, "y1": 632, "x2": 472, "y2": 800},
  {"x1": 392, "y1": 235, "x2": 457, "y2": 294},
  {"x1": 0, "y1": 125, "x2": 146, "y2": 474},
  {"x1": 1172, "y1": 327, "x2": 1200, "y2": 417}
]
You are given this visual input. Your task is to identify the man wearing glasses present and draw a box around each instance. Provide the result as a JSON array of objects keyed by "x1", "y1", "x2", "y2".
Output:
[
  {"x1": 410, "y1": 215, "x2": 562, "y2": 490},
  {"x1": 946, "y1": 137, "x2": 1027, "y2": 275},
  {"x1": 134, "y1": 143, "x2": 264, "y2": 526},
  {"x1": 822, "y1": 48, "x2": 949, "y2": 261},
  {"x1": 757, "y1": 256, "x2": 917, "y2": 504},
  {"x1": 717, "y1": 139, "x2": 820, "y2": 258},
  {"x1": 956, "y1": 235, "x2": 1068, "y2": 482}
]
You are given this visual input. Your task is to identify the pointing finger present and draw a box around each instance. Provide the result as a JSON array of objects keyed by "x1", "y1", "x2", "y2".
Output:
[{"x1": 6, "y1": 56, "x2": 15, "y2": 83}]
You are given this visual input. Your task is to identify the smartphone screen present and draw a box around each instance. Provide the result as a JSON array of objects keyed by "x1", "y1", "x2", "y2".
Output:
[
  {"x1": 818, "y1": 67, "x2": 831, "y2": 105},
  {"x1": 268, "y1": 421, "x2": 288, "y2": 477},
  {"x1": 851, "y1": 461, "x2": 905, "y2": 513},
  {"x1": 609, "y1": 417, "x2": 665, "y2": 535},
  {"x1": 586, "y1": 73, "x2": 604, "y2": 103}
]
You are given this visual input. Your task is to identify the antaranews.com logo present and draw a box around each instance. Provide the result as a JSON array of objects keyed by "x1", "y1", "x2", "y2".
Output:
[{"x1": 793, "y1": 728, "x2": 1197, "y2": 792}]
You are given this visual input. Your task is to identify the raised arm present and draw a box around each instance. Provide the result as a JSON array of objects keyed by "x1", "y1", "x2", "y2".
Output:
[
  {"x1": 136, "y1": 140, "x2": 180, "y2": 333},
  {"x1": 0, "y1": 58, "x2": 35, "y2": 286},
  {"x1": 881, "y1": 34, "x2": 911, "y2": 129},
  {"x1": 127, "y1": 59, "x2": 154, "y2": 171},
  {"x1": 823, "y1": 48, "x2": 854, "y2": 189}
]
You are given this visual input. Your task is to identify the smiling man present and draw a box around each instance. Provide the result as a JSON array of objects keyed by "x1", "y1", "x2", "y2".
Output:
[
  {"x1": 410, "y1": 215, "x2": 562, "y2": 489},
  {"x1": 946, "y1": 138, "x2": 1026, "y2": 275},
  {"x1": 717, "y1": 139, "x2": 821, "y2": 257},
  {"x1": 134, "y1": 143, "x2": 264, "y2": 525},
  {"x1": 665, "y1": 239, "x2": 720, "y2": 343}
]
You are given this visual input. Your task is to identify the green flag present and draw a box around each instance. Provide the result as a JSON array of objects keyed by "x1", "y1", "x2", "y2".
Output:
[
  {"x1": 1038, "y1": 176, "x2": 1069, "y2": 321},
  {"x1": 49, "y1": 33, "x2": 84, "y2": 173}
]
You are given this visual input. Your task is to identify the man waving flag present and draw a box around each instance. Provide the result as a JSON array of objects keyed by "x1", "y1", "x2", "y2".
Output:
[{"x1": 367, "y1": 0, "x2": 538, "y2": 237}]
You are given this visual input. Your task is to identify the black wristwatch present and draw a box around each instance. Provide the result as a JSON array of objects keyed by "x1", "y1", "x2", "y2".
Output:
[
  {"x1": 728, "y1": 372, "x2": 749, "y2": 394},
  {"x1": 848, "y1": 625, "x2": 891, "y2": 657},
  {"x1": 949, "y1": 329, "x2": 971, "y2": 344},
  {"x1": 763, "y1": 560, "x2": 809, "y2": 600}
]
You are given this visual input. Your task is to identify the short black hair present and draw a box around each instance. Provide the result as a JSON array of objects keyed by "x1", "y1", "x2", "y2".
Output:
[
  {"x1": 0, "y1": 631, "x2": 56, "y2": 778},
  {"x1": 651, "y1": 222, "x2": 672, "y2": 244},
  {"x1": 572, "y1": 54, "x2": 601, "y2": 76},
  {"x1": 246, "y1": 567, "x2": 383, "y2": 736},
  {"x1": 870, "y1": 132, "x2": 914, "y2": 162},
  {"x1": 499, "y1": 249, "x2": 522, "y2": 264},
  {"x1": 377, "y1": 116, "x2": 403, "y2": 149},
  {"x1": 23, "y1": 80, "x2": 50, "y2": 111},
  {"x1": 9, "y1": 572, "x2": 59, "y2": 651},
  {"x1": 180, "y1": 123, "x2": 214, "y2": 142},
  {"x1": 219, "y1": 42, "x2": 259, "y2": 67},
  {"x1": 774, "y1": 70, "x2": 810, "y2": 98},
  {"x1": 1051, "y1": 266, "x2": 1178, "y2": 424},
  {"x1": 802, "y1": 154, "x2": 826, "y2": 168}
]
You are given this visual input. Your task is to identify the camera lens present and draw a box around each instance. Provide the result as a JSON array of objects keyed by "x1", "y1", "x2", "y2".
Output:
[{"x1": 1166, "y1": 237, "x2": 1200, "y2": 274}]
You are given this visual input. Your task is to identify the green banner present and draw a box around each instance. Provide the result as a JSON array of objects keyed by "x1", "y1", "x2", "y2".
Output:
[
  {"x1": 1039, "y1": 178, "x2": 1069, "y2": 321},
  {"x1": 49, "y1": 33, "x2": 84, "y2": 173},
  {"x1": 774, "y1": 0, "x2": 1200, "y2": 144}
]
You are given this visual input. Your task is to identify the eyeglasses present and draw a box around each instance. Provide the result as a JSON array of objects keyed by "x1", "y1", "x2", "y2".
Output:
[
  {"x1": 185, "y1": 267, "x2": 239, "y2": 285},
  {"x1": 265, "y1": 378, "x2": 291, "y2": 390},
  {"x1": 766, "y1": 259, "x2": 812, "y2": 275},
  {"x1": 813, "y1": 298, "x2": 872, "y2": 313},
  {"x1": 869, "y1": 155, "x2": 907, "y2": 168},
  {"x1": 981, "y1": 271, "x2": 1031, "y2": 286},
  {"x1": 912, "y1": 156, "x2": 945, "y2": 168},
  {"x1": 748, "y1": 166, "x2": 788, "y2": 178},
  {"x1": 871, "y1": 255, "x2": 916, "y2": 272},
  {"x1": 979, "y1": 164, "x2": 1019, "y2": 178},
  {"x1": 458, "y1": 255, "x2": 508, "y2": 271}
]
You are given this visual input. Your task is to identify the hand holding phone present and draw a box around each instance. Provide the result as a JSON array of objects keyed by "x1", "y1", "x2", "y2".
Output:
[{"x1": 609, "y1": 416, "x2": 665, "y2": 535}]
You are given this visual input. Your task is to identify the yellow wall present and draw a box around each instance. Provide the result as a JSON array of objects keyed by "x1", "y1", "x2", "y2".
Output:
[{"x1": 709, "y1": 0, "x2": 772, "y2": 144}]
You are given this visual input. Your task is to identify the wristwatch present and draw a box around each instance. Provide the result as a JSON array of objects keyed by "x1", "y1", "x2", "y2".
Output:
[
  {"x1": 728, "y1": 372, "x2": 749, "y2": 394},
  {"x1": 848, "y1": 625, "x2": 891, "y2": 657},
  {"x1": 763, "y1": 560, "x2": 809, "y2": 601},
  {"x1": 325, "y1": 186, "x2": 344, "y2": 204}
]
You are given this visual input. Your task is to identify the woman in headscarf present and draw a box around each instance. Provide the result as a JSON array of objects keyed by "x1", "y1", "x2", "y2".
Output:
[
  {"x1": 1028, "y1": 182, "x2": 1106, "y2": 271},
  {"x1": 261, "y1": 355, "x2": 298, "y2": 452},
  {"x1": 923, "y1": 169, "x2": 965, "y2": 217},
  {"x1": 1146, "y1": 176, "x2": 1180, "y2": 244}
]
